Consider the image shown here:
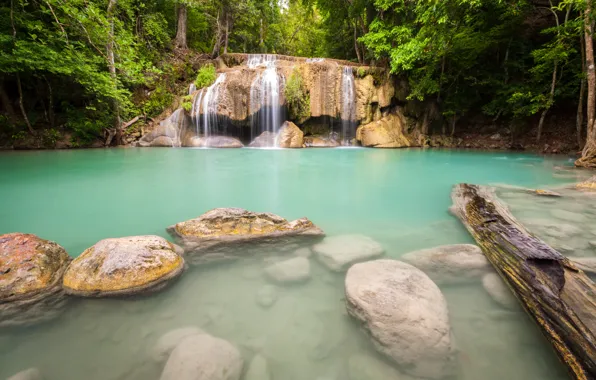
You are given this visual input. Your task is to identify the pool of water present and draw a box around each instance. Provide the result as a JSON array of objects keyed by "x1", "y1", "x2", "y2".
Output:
[{"x1": 0, "y1": 148, "x2": 585, "y2": 380}]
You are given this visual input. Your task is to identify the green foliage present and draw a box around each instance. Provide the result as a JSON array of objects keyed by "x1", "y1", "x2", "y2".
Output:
[
  {"x1": 181, "y1": 95, "x2": 193, "y2": 112},
  {"x1": 284, "y1": 69, "x2": 310, "y2": 123},
  {"x1": 195, "y1": 64, "x2": 216, "y2": 89},
  {"x1": 41, "y1": 128, "x2": 60, "y2": 148},
  {"x1": 141, "y1": 83, "x2": 175, "y2": 117}
]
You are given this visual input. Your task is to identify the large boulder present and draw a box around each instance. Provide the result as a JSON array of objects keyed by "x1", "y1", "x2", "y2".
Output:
[
  {"x1": 356, "y1": 113, "x2": 415, "y2": 148},
  {"x1": 401, "y1": 244, "x2": 490, "y2": 285},
  {"x1": 264, "y1": 256, "x2": 310, "y2": 284},
  {"x1": 188, "y1": 136, "x2": 243, "y2": 148},
  {"x1": 62, "y1": 235, "x2": 185, "y2": 297},
  {"x1": 151, "y1": 136, "x2": 175, "y2": 147},
  {"x1": 159, "y1": 333, "x2": 243, "y2": 380},
  {"x1": 0, "y1": 233, "x2": 71, "y2": 327},
  {"x1": 139, "y1": 108, "x2": 191, "y2": 147},
  {"x1": 345, "y1": 260, "x2": 456, "y2": 379},
  {"x1": 166, "y1": 208, "x2": 324, "y2": 265},
  {"x1": 249, "y1": 131, "x2": 277, "y2": 148},
  {"x1": 313, "y1": 235, "x2": 384, "y2": 272},
  {"x1": 277, "y1": 121, "x2": 304, "y2": 148}
]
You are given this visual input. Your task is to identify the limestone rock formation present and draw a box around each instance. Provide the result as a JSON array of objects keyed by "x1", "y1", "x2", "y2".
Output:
[
  {"x1": 482, "y1": 272, "x2": 518, "y2": 309},
  {"x1": 356, "y1": 112, "x2": 416, "y2": 148},
  {"x1": 159, "y1": 333, "x2": 243, "y2": 380},
  {"x1": 138, "y1": 108, "x2": 191, "y2": 147},
  {"x1": 6, "y1": 368, "x2": 43, "y2": 380},
  {"x1": 264, "y1": 256, "x2": 310, "y2": 284},
  {"x1": 303, "y1": 135, "x2": 340, "y2": 148},
  {"x1": 167, "y1": 208, "x2": 324, "y2": 265},
  {"x1": 150, "y1": 136, "x2": 175, "y2": 147},
  {"x1": 313, "y1": 235, "x2": 384, "y2": 272},
  {"x1": 0, "y1": 233, "x2": 71, "y2": 327},
  {"x1": 345, "y1": 259, "x2": 456, "y2": 379},
  {"x1": 576, "y1": 175, "x2": 596, "y2": 190},
  {"x1": 249, "y1": 131, "x2": 277, "y2": 147},
  {"x1": 62, "y1": 235, "x2": 185, "y2": 297},
  {"x1": 189, "y1": 136, "x2": 243, "y2": 148},
  {"x1": 401, "y1": 244, "x2": 490, "y2": 285},
  {"x1": 277, "y1": 121, "x2": 304, "y2": 148},
  {"x1": 151, "y1": 327, "x2": 205, "y2": 363}
]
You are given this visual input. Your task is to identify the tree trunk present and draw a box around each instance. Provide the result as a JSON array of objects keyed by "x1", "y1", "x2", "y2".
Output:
[
  {"x1": 537, "y1": 62, "x2": 557, "y2": 142},
  {"x1": 175, "y1": 4, "x2": 188, "y2": 49},
  {"x1": 0, "y1": 77, "x2": 16, "y2": 126},
  {"x1": 353, "y1": 24, "x2": 362, "y2": 64},
  {"x1": 450, "y1": 115, "x2": 456, "y2": 136},
  {"x1": 223, "y1": 14, "x2": 229, "y2": 54},
  {"x1": 43, "y1": 75, "x2": 54, "y2": 129},
  {"x1": 16, "y1": 73, "x2": 34, "y2": 135},
  {"x1": 577, "y1": 5, "x2": 596, "y2": 167},
  {"x1": 211, "y1": 11, "x2": 222, "y2": 58},
  {"x1": 578, "y1": 33, "x2": 586, "y2": 149},
  {"x1": 106, "y1": 0, "x2": 121, "y2": 145},
  {"x1": 451, "y1": 184, "x2": 596, "y2": 379}
]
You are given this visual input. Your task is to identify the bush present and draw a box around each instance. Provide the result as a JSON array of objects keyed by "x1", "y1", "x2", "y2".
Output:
[
  {"x1": 181, "y1": 95, "x2": 193, "y2": 112},
  {"x1": 195, "y1": 64, "x2": 216, "y2": 89},
  {"x1": 284, "y1": 69, "x2": 310, "y2": 123}
]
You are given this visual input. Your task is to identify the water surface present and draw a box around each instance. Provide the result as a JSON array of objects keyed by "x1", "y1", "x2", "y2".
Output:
[{"x1": 0, "y1": 148, "x2": 582, "y2": 380}]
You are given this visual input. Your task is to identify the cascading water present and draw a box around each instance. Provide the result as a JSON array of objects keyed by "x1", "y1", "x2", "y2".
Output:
[
  {"x1": 340, "y1": 66, "x2": 356, "y2": 143},
  {"x1": 248, "y1": 54, "x2": 285, "y2": 145},
  {"x1": 188, "y1": 83, "x2": 196, "y2": 95},
  {"x1": 191, "y1": 74, "x2": 226, "y2": 139}
]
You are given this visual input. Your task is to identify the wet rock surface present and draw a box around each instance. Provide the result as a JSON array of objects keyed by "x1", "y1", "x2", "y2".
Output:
[
  {"x1": 0, "y1": 233, "x2": 71, "y2": 327},
  {"x1": 167, "y1": 208, "x2": 324, "y2": 265},
  {"x1": 401, "y1": 244, "x2": 490, "y2": 285},
  {"x1": 62, "y1": 235, "x2": 185, "y2": 297},
  {"x1": 189, "y1": 136, "x2": 243, "y2": 148},
  {"x1": 345, "y1": 259, "x2": 456, "y2": 379},
  {"x1": 313, "y1": 235, "x2": 383, "y2": 272},
  {"x1": 356, "y1": 113, "x2": 416, "y2": 148},
  {"x1": 264, "y1": 256, "x2": 310, "y2": 284}
]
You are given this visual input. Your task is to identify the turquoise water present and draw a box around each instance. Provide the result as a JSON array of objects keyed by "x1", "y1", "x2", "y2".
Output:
[{"x1": 0, "y1": 148, "x2": 581, "y2": 380}]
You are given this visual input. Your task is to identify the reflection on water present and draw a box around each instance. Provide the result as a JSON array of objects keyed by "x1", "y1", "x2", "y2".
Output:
[{"x1": 0, "y1": 148, "x2": 581, "y2": 380}]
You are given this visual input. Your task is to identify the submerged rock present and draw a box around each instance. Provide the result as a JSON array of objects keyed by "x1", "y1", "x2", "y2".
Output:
[
  {"x1": 482, "y1": 272, "x2": 518, "y2": 309},
  {"x1": 294, "y1": 247, "x2": 312, "y2": 258},
  {"x1": 348, "y1": 353, "x2": 418, "y2": 380},
  {"x1": 189, "y1": 136, "x2": 243, "y2": 148},
  {"x1": 264, "y1": 256, "x2": 310, "y2": 284},
  {"x1": 255, "y1": 285, "x2": 278, "y2": 308},
  {"x1": 62, "y1": 235, "x2": 185, "y2": 297},
  {"x1": 401, "y1": 244, "x2": 490, "y2": 285},
  {"x1": 6, "y1": 368, "x2": 43, "y2": 380},
  {"x1": 568, "y1": 257, "x2": 596, "y2": 274},
  {"x1": 0, "y1": 233, "x2": 71, "y2": 328},
  {"x1": 313, "y1": 235, "x2": 383, "y2": 272},
  {"x1": 151, "y1": 327, "x2": 205, "y2": 363},
  {"x1": 249, "y1": 131, "x2": 277, "y2": 148},
  {"x1": 244, "y1": 354, "x2": 271, "y2": 380},
  {"x1": 576, "y1": 175, "x2": 596, "y2": 191},
  {"x1": 159, "y1": 333, "x2": 243, "y2": 380},
  {"x1": 345, "y1": 260, "x2": 456, "y2": 379},
  {"x1": 166, "y1": 208, "x2": 324, "y2": 265},
  {"x1": 356, "y1": 113, "x2": 415, "y2": 148},
  {"x1": 277, "y1": 121, "x2": 304, "y2": 148},
  {"x1": 550, "y1": 209, "x2": 588, "y2": 223}
]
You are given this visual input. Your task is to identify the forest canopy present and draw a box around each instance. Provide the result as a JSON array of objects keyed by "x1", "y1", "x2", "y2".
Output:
[{"x1": 1, "y1": 0, "x2": 596, "y2": 164}]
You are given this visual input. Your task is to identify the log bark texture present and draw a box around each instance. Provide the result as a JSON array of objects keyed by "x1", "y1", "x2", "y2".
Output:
[{"x1": 451, "y1": 183, "x2": 596, "y2": 379}]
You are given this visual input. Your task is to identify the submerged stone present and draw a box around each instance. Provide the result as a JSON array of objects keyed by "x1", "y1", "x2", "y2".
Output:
[
  {"x1": 6, "y1": 368, "x2": 43, "y2": 380},
  {"x1": 482, "y1": 272, "x2": 518, "y2": 310},
  {"x1": 550, "y1": 209, "x2": 588, "y2": 223},
  {"x1": 62, "y1": 235, "x2": 185, "y2": 297},
  {"x1": 345, "y1": 260, "x2": 456, "y2": 379},
  {"x1": 244, "y1": 354, "x2": 271, "y2": 380},
  {"x1": 159, "y1": 333, "x2": 243, "y2": 380},
  {"x1": 255, "y1": 285, "x2": 278, "y2": 308},
  {"x1": 576, "y1": 175, "x2": 596, "y2": 191},
  {"x1": 0, "y1": 233, "x2": 71, "y2": 328},
  {"x1": 313, "y1": 235, "x2": 383, "y2": 272},
  {"x1": 264, "y1": 256, "x2": 310, "y2": 284},
  {"x1": 151, "y1": 326, "x2": 205, "y2": 363},
  {"x1": 166, "y1": 208, "x2": 324, "y2": 265},
  {"x1": 401, "y1": 244, "x2": 490, "y2": 285},
  {"x1": 348, "y1": 353, "x2": 419, "y2": 380}
]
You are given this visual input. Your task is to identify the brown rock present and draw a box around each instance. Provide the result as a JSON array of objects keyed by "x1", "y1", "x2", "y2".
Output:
[
  {"x1": 167, "y1": 208, "x2": 325, "y2": 265},
  {"x1": 188, "y1": 136, "x2": 243, "y2": 148},
  {"x1": 576, "y1": 175, "x2": 596, "y2": 191},
  {"x1": 0, "y1": 233, "x2": 71, "y2": 327},
  {"x1": 63, "y1": 235, "x2": 185, "y2": 297},
  {"x1": 277, "y1": 121, "x2": 303, "y2": 148},
  {"x1": 356, "y1": 112, "x2": 415, "y2": 148},
  {"x1": 151, "y1": 136, "x2": 175, "y2": 147},
  {"x1": 303, "y1": 135, "x2": 339, "y2": 148},
  {"x1": 249, "y1": 131, "x2": 277, "y2": 148}
]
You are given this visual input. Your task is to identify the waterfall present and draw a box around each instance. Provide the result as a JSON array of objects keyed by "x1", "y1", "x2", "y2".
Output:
[
  {"x1": 191, "y1": 73, "x2": 226, "y2": 138},
  {"x1": 341, "y1": 66, "x2": 356, "y2": 143},
  {"x1": 249, "y1": 54, "x2": 285, "y2": 144},
  {"x1": 188, "y1": 83, "x2": 196, "y2": 95}
]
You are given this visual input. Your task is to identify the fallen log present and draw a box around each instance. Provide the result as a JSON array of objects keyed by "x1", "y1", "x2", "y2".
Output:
[{"x1": 451, "y1": 183, "x2": 596, "y2": 379}]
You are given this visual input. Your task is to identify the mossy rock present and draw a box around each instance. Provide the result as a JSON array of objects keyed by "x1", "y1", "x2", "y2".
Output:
[{"x1": 63, "y1": 235, "x2": 185, "y2": 297}]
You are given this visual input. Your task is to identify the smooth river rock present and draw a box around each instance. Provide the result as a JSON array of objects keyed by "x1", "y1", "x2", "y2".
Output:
[
  {"x1": 159, "y1": 334, "x2": 243, "y2": 380},
  {"x1": 0, "y1": 233, "x2": 71, "y2": 327},
  {"x1": 244, "y1": 354, "x2": 271, "y2": 380},
  {"x1": 7, "y1": 368, "x2": 43, "y2": 380},
  {"x1": 348, "y1": 353, "x2": 418, "y2": 380},
  {"x1": 401, "y1": 244, "x2": 490, "y2": 285},
  {"x1": 62, "y1": 235, "x2": 185, "y2": 297},
  {"x1": 166, "y1": 208, "x2": 325, "y2": 265},
  {"x1": 345, "y1": 260, "x2": 456, "y2": 379},
  {"x1": 151, "y1": 327, "x2": 205, "y2": 363},
  {"x1": 264, "y1": 256, "x2": 310, "y2": 284},
  {"x1": 189, "y1": 136, "x2": 243, "y2": 148},
  {"x1": 255, "y1": 285, "x2": 278, "y2": 308},
  {"x1": 481, "y1": 272, "x2": 518, "y2": 309},
  {"x1": 313, "y1": 235, "x2": 384, "y2": 272},
  {"x1": 277, "y1": 121, "x2": 304, "y2": 148}
]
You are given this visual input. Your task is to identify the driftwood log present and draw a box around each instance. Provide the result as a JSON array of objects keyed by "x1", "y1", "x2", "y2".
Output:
[{"x1": 451, "y1": 183, "x2": 596, "y2": 379}]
